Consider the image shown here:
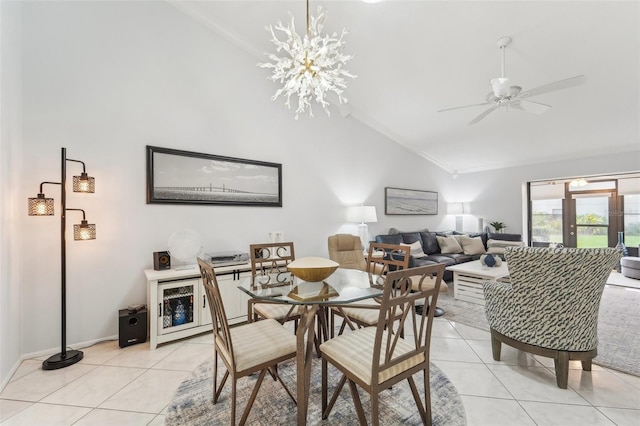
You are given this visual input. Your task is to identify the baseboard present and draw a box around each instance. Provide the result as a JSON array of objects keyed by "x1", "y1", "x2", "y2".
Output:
[
  {"x1": 0, "y1": 358, "x2": 22, "y2": 393},
  {"x1": 1, "y1": 334, "x2": 121, "y2": 393},
  {"x1": 21, "y1": 334, "x2": 119, "y2": 361}
]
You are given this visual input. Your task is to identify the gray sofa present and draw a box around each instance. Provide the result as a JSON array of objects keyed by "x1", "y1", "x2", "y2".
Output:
[{"x1": 375, "y1": 229, "x2": 523, "y2": 281}]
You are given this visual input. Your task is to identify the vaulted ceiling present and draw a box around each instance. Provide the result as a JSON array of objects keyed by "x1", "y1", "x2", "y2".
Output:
[{"x1": 169, "y1": 0, "x2": 639, "y2": 175}]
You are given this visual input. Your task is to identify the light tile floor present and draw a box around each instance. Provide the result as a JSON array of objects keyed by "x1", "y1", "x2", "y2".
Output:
[{"x1": 1, "y1": 318, "x2": 639, "y2": 425}]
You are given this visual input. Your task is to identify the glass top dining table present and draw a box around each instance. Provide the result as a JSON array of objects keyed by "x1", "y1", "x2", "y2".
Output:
[
  {"x1": 237, "y1": 267, "x2": 383, "y2": 305},
  {"x1": 237, "y1": 267, "x2": 383, "y2": 425}
]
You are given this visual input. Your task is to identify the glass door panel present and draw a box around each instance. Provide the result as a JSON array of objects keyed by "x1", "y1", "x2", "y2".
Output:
[
  {"x1": 624, "y1": 194, "x2": 640, "y2": 248},
  {"x1": 531, "y1": 199, "x2": 563, "y2": 245},
  {"x1": 573, "y1": 195, "x2": 610, "y2": 248}
]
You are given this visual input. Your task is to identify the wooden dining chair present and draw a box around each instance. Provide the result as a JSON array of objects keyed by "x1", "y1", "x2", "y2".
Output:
[
  {"x1": 330, "y1": 242, "x2": 410, "y2": 337},
  {"x1": 320, "y1": 263, "x2": 444, "y2": 426},
  {"x1": 197, "y1": 258, "x2": 296, "y2": 426},
  {"x1": 247, "y1": 242, "x2": 301, "y2": 327}
]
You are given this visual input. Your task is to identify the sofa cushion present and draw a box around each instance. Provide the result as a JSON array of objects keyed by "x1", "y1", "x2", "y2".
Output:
[
  {"x1": 459, "y1": 235, "x2": 486, "y2": 255},
  {"x1": 488, "y1": 232, "x2": 522, "y2": 242},
  {"x1": 410, "y1": 257, "x2": 439, "y2": 268},
  {"x1": 405, "y1": 240, "x2": 427, "y2": 258},
  {"x1": 447, "y1": 253, "x2": 476, "y2": 264},
  {"x1": 436, "y1": 235, "x2": 463, "y2": 254},
  {"x1": 420, "y1": 232, "x2": 440, "y2": 255},
  {"x1": 389, "y1": 227, "x2": 429, "y2": 235},
  {"x1": 487, "y1": 239, "x2": 525, "y2": 255},
  {"x1": 399, "y1": 232, "x2": 422, "y2": 245},
  {"x1": 467, "y1": 232, "x2": 489, "y2": 249},
  {"x1": 375, "y1": 234, "x2": 403, "y2": 245},
  {"x1": 424, "y1": 254, "x2": 457, "y2": 266}
]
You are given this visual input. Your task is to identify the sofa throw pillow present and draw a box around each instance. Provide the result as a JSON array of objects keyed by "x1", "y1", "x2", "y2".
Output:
[
  {"x1": 459, "y1": 236, "x2": 486, "y2": 255},
  {"x1": 436, "y1": 235, "x2": 463, "y2": 254},
  {"x1": 405, "y1": 240, "x2": 427, "y2": 258},
  {"x1": 487, "y1": 239, "x2": 525, "y2": 255}
]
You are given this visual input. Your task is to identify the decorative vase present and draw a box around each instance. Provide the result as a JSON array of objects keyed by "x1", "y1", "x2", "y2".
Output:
[
  {"x1": 484, "y1": 254, "x2": 496, "y2": 267},
  {"x1": 615, "y1": 232, "x2": 628, "y2": 272}
]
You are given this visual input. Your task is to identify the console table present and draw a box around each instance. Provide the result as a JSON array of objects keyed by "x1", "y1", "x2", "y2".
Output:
[
  {"x1": 144, "y1": 262, "x2": 251, "y2": 349},
  {"x1": 447, "y1": 260, "x2": 510, "y2": 305}
]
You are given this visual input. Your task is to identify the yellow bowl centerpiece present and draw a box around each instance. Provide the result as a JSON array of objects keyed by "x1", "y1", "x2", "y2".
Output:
[{"x1": 287, "y1": 257, "x2": 339, "y2": 282}]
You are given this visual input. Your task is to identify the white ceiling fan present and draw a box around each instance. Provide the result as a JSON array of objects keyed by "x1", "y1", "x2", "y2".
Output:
[{"x1": 439, "y1": 36, "x2": 586, "y2": 125}]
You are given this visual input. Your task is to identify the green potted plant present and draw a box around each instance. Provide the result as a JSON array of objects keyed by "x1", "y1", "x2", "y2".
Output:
[{"x1": 490, "y1": 221, "x2": 507, "y2": 233}]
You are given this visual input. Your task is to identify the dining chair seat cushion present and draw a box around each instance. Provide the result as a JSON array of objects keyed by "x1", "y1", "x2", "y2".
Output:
[
  {"x1": 221, "y1": 319, "x2": 296, "y2": 372},
  {"x1": 410, "y1": 275, "x2": 449, "y2": 293},
  {"x1": 253, "y1": 302, "x2": 300, "y2": 321},
  {"x1": 335, "y1": 300, "x2": 384, "y2": 326},
  {"x1": 320, "y1": 327, "x2": 424, "y2": 386}
]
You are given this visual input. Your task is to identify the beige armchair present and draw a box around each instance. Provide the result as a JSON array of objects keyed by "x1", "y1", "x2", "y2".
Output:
[
  {"x1": 483, "y1": 246, "x2": 621, "y2": 388},
  {"x1": 327, "y1": 234, "x2": 367, "y2": 271}
]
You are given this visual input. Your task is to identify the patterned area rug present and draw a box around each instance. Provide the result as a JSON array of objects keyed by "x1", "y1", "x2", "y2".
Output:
[
  {"x1": 437, "y1": 283, "x2": 640, "y2": 377},
  {"x1": 166, "y1": 357, "x2": 466, "y2": 425}
]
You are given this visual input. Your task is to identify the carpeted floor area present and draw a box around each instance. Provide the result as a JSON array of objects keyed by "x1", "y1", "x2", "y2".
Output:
[
  {"x1": 166, "y1": 357, "x2": 466, "y2": 426},
  {"x1": 437, "y1": 280, "x2": 640, "y2": 377}
]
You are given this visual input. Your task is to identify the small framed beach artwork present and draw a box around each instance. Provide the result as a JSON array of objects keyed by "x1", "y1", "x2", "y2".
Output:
[
  {"x1": 385, "y1": 187, "x2": 438, "y2": 215},
  {"x1": 146, "y1": 146, "x2": 282, "y2": 207}
]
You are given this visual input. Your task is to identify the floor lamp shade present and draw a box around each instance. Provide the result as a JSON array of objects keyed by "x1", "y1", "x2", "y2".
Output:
[
  {"x1": 28, "y1": 194, "x2": 54, "y2": 216},
  {"x1": 28, "y1": 147, "x2": 96, "y2": 370}
]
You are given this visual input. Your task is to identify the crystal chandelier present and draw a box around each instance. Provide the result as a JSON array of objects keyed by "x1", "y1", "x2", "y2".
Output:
[{"x1": 258, "y1": 0, "x2": 356, "y2": 119}]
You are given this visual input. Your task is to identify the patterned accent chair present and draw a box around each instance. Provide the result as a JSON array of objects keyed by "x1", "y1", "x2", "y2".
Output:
[{"x1": 483, "y1": 246, "x2": 621, "y2": 389}]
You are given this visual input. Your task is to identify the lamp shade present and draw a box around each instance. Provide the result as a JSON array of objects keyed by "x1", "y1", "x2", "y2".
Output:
[
  {"x1": 347, "y1": 205, "x2": 377, "y2": 223},
  {"x1": 447, "y1": 202, "x2": 464, "y2": 215},
  {"x1": 73, "y1": 220, "x2": 96, "y2": 240},
  {"x1": 28, "y1": 194, "x2": 54, "y2": 216},
  {"x1": 73, "y1": 173, "x2": 95, "y2": 193}
]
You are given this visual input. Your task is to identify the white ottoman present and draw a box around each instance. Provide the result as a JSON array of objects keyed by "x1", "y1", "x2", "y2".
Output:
[{"x1": 621, "y1": 257, "x2": 640, "y2": 280}]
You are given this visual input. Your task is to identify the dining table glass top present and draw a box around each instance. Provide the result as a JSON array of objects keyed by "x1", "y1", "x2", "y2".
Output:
[{"x1": 237, "y1": 268, "x2": 383, "y2": 305}]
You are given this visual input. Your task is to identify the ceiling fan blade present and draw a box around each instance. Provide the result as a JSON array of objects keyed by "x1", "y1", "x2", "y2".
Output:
[
  {"x1": 519, "y1": 99, "x2": 552, "y2": 114},
  {"x1": 468, "y1": 105, "x2": 499, "y2": 125},
  {"x1": 519, "y1": 75, "x2": 586, "y2": 99},
  {"x1": 438, "y1": 102, "x2": 491, "y2": 113}
]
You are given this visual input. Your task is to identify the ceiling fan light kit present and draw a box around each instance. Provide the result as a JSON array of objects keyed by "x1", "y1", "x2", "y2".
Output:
[{"x1": 439, "y1": 35, "x2": 586, "y2": 125}]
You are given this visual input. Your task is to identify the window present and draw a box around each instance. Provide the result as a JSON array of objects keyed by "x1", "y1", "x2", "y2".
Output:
[
  {"x1": 624, "y1": 194, "x2": 640, "y2": 248},
  {"x1": 531, "y1": 199, "x2": 563, "y2": 244}
]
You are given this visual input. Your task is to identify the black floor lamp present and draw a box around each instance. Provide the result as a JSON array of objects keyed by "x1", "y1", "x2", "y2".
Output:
[{"x1": 28, "y1": 147, "x2": 96, "y2": 370}]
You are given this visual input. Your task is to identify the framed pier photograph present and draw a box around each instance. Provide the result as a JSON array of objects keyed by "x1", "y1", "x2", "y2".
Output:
[{"x1": 146, "y1": 146, "x2": 282, "y2": 207}]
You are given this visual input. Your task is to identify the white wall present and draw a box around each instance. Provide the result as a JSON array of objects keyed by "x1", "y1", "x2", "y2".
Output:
[
  {"x1": 16, "y1": 0, "x2": 453, "y2": 358},
  {"x1": 0, "y1": 0, "x2": 24, "y2": 388},
  {"x1": 456, "y1": 154, "x2": 640, "y2": 237}
]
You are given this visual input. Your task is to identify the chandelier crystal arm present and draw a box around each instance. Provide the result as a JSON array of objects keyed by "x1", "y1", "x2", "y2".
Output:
[{"x1": 258, "y1": 1, "x2": 356, "y2": 119}]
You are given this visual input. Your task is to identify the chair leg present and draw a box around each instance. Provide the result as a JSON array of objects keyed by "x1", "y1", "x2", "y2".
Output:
[
  {"x1": 323, "y1": 372, "x2": 347, "y2": 420},
  {"x1": 371, "y1": 389, "x2": 379, "y2": 426},
  {"x1": 581, "y1": 359, "x2": 592, "y2": 371},
  {"x1": 491, "y1": 333, "x2": 502, "y2": 361},
  {"x1": 348, "y1": 379, "x2": 367, "y2": 426},
  {"x1": 554, "y1": 351, "x2": 570, "y2": 389},
  {"x1": 230, "y1": 379, "x2": 237, "y2": 426},
  {"x1": 239, "y1": 369, "x2": 267, "y2": 426},
  {"x1": 407, "y1": 375, "x2": 429, "y2": 425},
  {"x1": 213, "y1": 350, "x2": 218, "y2": 402}
]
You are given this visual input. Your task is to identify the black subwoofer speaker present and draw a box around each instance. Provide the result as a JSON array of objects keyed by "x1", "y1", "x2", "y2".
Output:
[{"x1": 119, "y1": 308, "x2": 147, "y2": 348}]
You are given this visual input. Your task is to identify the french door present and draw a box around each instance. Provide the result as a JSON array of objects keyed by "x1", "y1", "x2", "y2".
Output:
[{"x1": 565, "y1": 191, "x2": 618, "y2": 248}]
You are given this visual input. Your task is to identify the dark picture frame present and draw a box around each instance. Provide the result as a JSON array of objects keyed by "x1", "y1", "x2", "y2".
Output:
[
  {"x1": 385, "y1": 187, "x2": 438, "y2": 215},
  {"x1": 146, "y1": 146, "x2": 282, "y2": 207}
]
